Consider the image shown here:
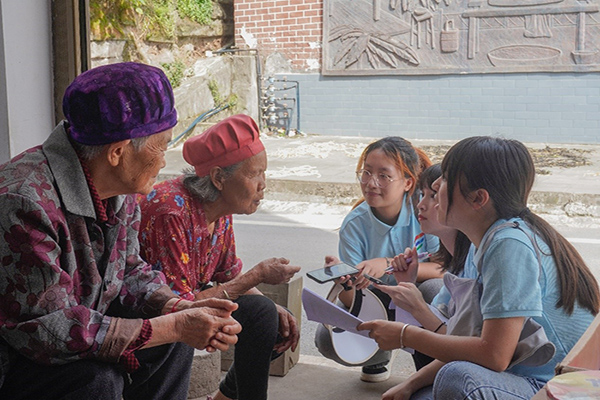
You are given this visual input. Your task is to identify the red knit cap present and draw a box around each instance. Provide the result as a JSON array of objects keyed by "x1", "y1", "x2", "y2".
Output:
[{"x1": 183, "y1": 114, "x2": 265, "y2": 177}]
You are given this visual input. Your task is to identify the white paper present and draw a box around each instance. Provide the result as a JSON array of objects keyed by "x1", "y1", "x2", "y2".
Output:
[
  {"x1": 388, "y1": 303, "x2": 448, "y2": 354},
  {"x1": 302, "y1": 288, "x2": 370, "y2": 337},
  {"x1": 393, "y1": 305, "x2": 422, "y2": 327},
  {"x1": 389, "y1": 303, "x2": 449, "y2": 326}
]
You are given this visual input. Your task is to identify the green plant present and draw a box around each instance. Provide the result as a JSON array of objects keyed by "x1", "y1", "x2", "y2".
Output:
[
  {"x1": 90, "y1": 0, "x2": 214, "y2": 42},
  {"x1": 161, "y1": 60, "x2": 186, "y2": 87},
  {"x1": 208, "y1": 79, "x2": 223, "y2": 105},
  {"x1": 177, "y1": 0, "x2": 213, "y2": 25},
  {"x1": 208, "y1": 79, "x2": 238, "y2": 110}
]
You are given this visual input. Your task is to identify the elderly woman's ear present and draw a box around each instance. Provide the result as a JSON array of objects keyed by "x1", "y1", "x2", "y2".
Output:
[
  {"x1": 105, "y1": 139, "x2": 132, "y2": 167},
  {"x1": 209, "y1": 167, "x2": 225, "y2": 191}
]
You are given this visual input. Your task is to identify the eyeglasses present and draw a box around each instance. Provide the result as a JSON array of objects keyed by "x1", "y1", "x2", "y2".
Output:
[{"x1": 356, "y1": 169, "x2": 399, "y2": 188}]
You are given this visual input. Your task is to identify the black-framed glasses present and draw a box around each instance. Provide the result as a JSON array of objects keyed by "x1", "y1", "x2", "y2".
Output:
[{"x1": 356, "y1": 169, "x2": 398, "y2": 188}]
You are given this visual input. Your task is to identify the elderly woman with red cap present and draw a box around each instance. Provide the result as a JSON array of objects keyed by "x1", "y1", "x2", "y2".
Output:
[
  {"x1": 138, "y1": 114, "x2": 301, "y2": 400},
  {"x1": 0, "y1": 62, "x2": 241, "y2": 400}
]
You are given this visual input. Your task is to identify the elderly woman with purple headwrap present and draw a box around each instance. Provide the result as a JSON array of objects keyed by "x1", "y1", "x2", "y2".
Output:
[
  {"x1": 0, "y1": 62, "x2": 241, "y2": 400},
  {"x1": 138, "y1": 115, "x2": 301, "y2": 400}
]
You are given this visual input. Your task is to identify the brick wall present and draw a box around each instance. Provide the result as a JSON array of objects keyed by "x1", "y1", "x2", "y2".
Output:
[
  {"x1": 234, "y1": 0, "x2": 323, "y2": 71},
  {"x1": 232, "y1": 1, "x2": 600, "y2": 144}
]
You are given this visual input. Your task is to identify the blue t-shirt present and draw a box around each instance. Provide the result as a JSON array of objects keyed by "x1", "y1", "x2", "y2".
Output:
[
  {"x1": 431, "y1": 244, "x2": 477, "y2": 309},
  {"x1": 338, "y1": 197, "x2": 439, "y2": 270},
  {"x1": 475, "y1": 218, "x2": 595, "y2": 382}
]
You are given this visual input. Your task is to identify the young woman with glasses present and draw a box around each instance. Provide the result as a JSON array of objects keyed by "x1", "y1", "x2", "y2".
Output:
[
  {"x1": 360, "y1": 136, "x2": 599, "y2": 399},
  {"x1": 315, "y1": 137, "x2": 443, "y2": 383}
]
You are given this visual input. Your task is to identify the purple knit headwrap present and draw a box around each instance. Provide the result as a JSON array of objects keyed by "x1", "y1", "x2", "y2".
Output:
[{"x1": 63, "y1": 62, "x2": 178, "y2": 145}]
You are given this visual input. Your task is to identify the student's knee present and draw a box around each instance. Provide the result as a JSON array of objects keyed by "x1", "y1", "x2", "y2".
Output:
[{"x1": 433, "y1": 361, "x2": 482, "y2": 399}]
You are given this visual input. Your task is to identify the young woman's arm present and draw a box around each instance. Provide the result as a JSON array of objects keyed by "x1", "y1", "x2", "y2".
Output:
[
  {"x1": 382, "y1": 359, "x2": 445, "y2": 400},
  {"x1": 360, "y1": 316, "x2": 525, "y2": 372},
  {"x1": 416, "y1": 261, "x2": 444, "y2": 281},
  {"x1": 377, "y1": 282, "x2": 447, "y2": 333}
]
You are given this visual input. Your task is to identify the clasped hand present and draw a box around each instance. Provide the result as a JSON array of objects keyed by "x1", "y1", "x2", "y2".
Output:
[{"x1": 179, "y1": 298, "x2": 242, "y2": 352}]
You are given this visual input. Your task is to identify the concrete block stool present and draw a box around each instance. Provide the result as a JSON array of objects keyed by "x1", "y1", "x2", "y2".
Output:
[{"x1": 188, "y1": 349, "x2": 221, "y2": 399}]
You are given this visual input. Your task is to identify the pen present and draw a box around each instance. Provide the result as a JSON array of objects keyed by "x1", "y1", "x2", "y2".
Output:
[{"x1": 385, "y1": 252, "x2": 430, "y2": 274}]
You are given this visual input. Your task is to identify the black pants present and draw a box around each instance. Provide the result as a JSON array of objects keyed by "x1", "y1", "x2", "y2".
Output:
[
  {"x1": 0, "y1": 341, "x2": 194, "y2": 400},
  {"x1": 220, "y1": 294, "x2": 280, "y2": 400}
]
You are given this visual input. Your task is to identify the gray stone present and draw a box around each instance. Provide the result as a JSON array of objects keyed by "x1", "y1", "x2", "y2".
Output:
[
  {"x1": 231, "y1": 55, "x2": 259, "y2": 121},
  {"x1": 175, "y1": 76, "x2": 216, "y2": 122},
  {"x1": 175, "y1": 12, "x2": 226, "y2": 38},
  {"x1": 264, "y1": 52, "x2": 294, "y2": 77},
  {"x1": 90, "y1": 40, "x2": 126, "y2": 60},
  {"x1": 187, "y1": 349, "x2": 221, "y2": 399}
]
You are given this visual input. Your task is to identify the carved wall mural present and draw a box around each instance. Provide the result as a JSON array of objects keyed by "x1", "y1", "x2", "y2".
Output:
[{"x1": 322, "y1": 0, "x2": 600, "y2": 74}]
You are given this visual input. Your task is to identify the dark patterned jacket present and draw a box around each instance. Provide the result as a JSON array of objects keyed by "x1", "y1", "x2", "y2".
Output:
[{"x1": 0, "y1": 122, "x2": 173, "y2": 371}]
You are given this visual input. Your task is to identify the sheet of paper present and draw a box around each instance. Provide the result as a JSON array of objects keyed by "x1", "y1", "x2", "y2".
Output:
[
  {"x1": 389, "y1": 303, "x2": 449, "y2": 326},
  {"x1": 302, "y1": 288, "x2": 370, "y2": 337},
  {"x1": 388, "y1": 302, "x2": 448, "y2": 354}
]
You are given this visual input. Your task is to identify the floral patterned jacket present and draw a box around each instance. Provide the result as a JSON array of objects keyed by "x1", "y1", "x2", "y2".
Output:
[{"x1": 0, "y1": 122, "x2": 174, "y2": 367}]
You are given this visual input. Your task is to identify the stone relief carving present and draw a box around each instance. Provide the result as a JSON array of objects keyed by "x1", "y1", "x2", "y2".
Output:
[{"x1": 322, "y1": 0, "x2": 600, "y2": 74}]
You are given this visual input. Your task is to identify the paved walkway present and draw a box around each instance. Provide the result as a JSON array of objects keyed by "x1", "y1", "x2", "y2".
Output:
[
  {"x1": 163, "y1": 134, "x2": 600, "y2": 217},
  {"x1": 167, "y1": 133, "x2": 600, "y2": 400}
]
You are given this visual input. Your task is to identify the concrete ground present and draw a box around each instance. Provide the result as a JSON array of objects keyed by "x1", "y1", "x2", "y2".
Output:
[
  {"x1": 166, "y1": 133, "x2": 600, "y2": 400},
  {"x1": 163, "y1": 134, "x2": 600, "y2": 216}
]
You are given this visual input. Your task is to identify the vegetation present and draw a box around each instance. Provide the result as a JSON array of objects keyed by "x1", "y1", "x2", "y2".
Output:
[
  {"x1": 161, "y1": 60, "x2": 186, "y2": 87},
  {"x1": 177, "y1": 0, "x2": 213, "y2": 25},
  {"x1": 208, "y1": 79, "x2": 238, "y2": 109},
  {"x1": 208, "y1": 79, "x2": 223, "y2": 105},
  {"x1": 90, "y1": 0, "x2": 214, "y2": 41}
]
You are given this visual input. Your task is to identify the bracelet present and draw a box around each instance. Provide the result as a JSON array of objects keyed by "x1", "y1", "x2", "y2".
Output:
[
  {"x1": 433, "y1": 321, "x2": 446, "y2": 333},
  {"x1": 169, "y1": 298, "x2": 184, "y2": 314},
  {"x1": 215, "y1": 282, "x2": 231, "y2": 300},
  {"x1": 400, "y1": 323, "x2": 411, "y2": 349}
]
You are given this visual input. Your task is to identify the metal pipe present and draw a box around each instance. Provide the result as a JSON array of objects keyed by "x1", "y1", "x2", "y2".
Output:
[{"x1": 268, "y1": 78, "x2": 301, "y2": 133}]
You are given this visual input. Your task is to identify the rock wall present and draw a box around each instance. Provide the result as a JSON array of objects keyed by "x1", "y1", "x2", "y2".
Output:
[
  {"x1": 90, "y1": 0, "x2": 234, "y2": 68},
  {"x1": 89, "y1": 1, "x2": 260, "y2": 139}
]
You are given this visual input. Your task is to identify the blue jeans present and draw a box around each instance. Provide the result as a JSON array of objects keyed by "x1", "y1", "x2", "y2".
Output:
[{"x1": 411, "y1": 361, "x2": 546, "y2": 400}]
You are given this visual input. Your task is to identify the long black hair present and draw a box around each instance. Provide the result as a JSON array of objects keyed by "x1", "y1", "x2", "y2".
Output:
[
  {"x1": 441, "y1": 136, "x2": 599, "y2": 315},
  {"x1": 417, "y1": 164, "x2": 470, "y2": 275}
]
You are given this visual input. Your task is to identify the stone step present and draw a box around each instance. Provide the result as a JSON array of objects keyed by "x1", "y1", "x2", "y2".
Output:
[{"x1": 188, "y1": 349, "x2": 221, "y2": 399}]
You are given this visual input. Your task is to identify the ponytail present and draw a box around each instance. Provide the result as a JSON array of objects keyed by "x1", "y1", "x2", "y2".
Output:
[
  {"x1": 443, "y1": 136, "x2": 600, "y2": 316},
  {"x1": 521, "y1": 211, "x2": 599, "y2": 315}
]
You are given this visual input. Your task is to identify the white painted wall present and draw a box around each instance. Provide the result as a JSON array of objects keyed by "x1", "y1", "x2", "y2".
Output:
[{"x1": 0, "y1": 0, "x2": 54, "y2": 163}]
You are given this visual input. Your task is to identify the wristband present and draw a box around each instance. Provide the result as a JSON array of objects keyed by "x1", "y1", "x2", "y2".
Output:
[
  {"x1": 169, "y1": 298, "x2": 184, "y2": 314},
  {"x1": 433, "y1": 321, "x2": 446, "y2": 333},
  {"x1": 400, "y1": 323, "x2": 411, "y2": 349}
]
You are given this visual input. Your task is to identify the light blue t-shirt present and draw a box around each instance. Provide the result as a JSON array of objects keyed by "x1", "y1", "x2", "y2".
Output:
[
  {"x1": 475, "y1": 218, "x2": 595, "y2": 383},
  {"x1": 431, "y1": 244, "x2": 477, "y2": 309},
  {"x1": 338, "y1": 197, "x2": 439, "y2": 269}
]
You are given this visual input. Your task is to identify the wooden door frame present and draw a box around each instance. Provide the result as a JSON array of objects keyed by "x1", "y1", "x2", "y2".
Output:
[{"x1": 51, "y1": 0, "x2": 90, "y2": 124}]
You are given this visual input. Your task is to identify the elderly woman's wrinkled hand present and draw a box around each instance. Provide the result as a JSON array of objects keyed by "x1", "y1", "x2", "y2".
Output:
[
  {"x1": 175, "y1": 300, "x2": 241, "y2": 352},
  {"x1": 254, "y1": 257, "x2": 301, "y2": 285},
  {"x1": 273, "y1": 305, "x2": 300, "y2": 353}
]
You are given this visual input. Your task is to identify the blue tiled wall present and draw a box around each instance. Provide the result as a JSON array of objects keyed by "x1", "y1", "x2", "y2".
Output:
[{"x1": 277, "y1": 73, "x2": 600, "y2": 144}]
